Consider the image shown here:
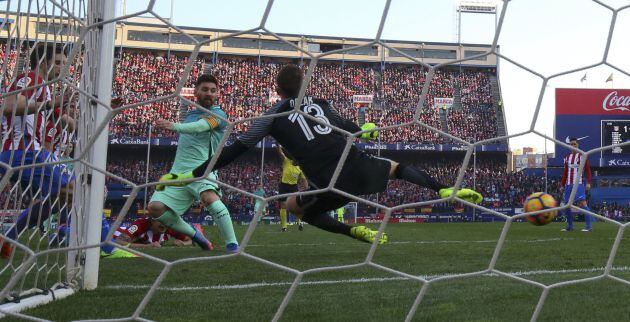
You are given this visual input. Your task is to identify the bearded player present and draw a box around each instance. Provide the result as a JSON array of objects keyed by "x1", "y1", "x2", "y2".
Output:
[
  {"x1": 151, "y1": 74, "x2": 238, "y2": 253},
  {"x1": 158, "y1": 65, "x2": 483, "y2": 244}
]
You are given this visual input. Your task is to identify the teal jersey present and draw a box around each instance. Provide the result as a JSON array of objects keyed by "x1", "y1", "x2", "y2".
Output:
[
  {"x1": 60, "y1": 156, "x2": 73, "y2": 172},
  {"x1": 254, "y1": 188, "x2": 265, "y2": 198},
  {"x1": 171, "y1": 106, "x2": 228, "y2": 176},
  {"x1": 254, "y1": 188, "x2": 266, "y2": 210}
]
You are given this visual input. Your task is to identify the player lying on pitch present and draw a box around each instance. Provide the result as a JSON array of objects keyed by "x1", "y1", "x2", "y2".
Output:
[{"x1": 156, "y1": 64, "x2": 483, "y2": 244}]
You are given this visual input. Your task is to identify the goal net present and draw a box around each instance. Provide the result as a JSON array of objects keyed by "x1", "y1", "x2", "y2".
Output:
[
  {"x1": 0, "y1": 0, "x2": 115, "y2": 316},
  {"x1": 0, "y1": 0, "x2": 628, "y2": 320}
]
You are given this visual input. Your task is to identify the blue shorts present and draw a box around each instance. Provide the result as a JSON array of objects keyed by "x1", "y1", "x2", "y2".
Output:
[
  {"x1": 563, "y1": 184, "x2": 586, "y2": 203},
  {"x1": 0, "y1": 150, "x2": 74, "y2": 198}
]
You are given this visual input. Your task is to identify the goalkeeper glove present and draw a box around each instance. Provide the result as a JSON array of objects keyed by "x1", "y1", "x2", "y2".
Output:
[
  {"x1": 360, "y1": 122, "x2": 379, "y2": 141},
  {"x1": 438, "y1": 187, "x2": 484, "y2": 204},
  {"x1": 155, "y1": 171, "x2": 194, "y2": 191}
]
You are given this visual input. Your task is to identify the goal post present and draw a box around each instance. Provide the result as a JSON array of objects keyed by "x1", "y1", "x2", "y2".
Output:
[{"x1": 77, "y1": 0, "x2": 117, "y2": 291}]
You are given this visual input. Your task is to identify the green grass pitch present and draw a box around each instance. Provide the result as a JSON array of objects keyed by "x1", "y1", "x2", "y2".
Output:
[{"x1": 4, "y1": 221, "x2": 630, "y2": 321}]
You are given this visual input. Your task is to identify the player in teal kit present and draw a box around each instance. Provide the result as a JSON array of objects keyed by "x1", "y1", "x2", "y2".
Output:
[{"x1": 150, "y1": 74, "x2": 238, "y2": 253}]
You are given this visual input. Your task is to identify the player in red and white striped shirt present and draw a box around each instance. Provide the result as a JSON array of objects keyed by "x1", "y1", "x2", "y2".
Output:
[
  {"x1": 113, "y1": 217, "x2": 193, "y2": 249},
  {"x1": 560, "y1": 138, "x2": 594, "y2": 232},
  {"x1": 0, "y1": 44, "x2": 76, "y2": 258}
]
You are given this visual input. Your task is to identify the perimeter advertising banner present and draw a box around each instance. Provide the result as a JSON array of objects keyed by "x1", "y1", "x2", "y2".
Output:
[{"x1": 554, "y1": 88, "x2": 630, "y2": 167}]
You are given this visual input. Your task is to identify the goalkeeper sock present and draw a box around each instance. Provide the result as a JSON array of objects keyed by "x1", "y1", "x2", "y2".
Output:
[
  {"x1": 280, "y1": 208, "x2": 288, "y2": 229},
  {"x1": 157, "y1": 210, "x2": 196, "y2": 237},
  {"x1": 395, "y1": 163, "x2": 448, "y2": 192},
  {"x1": 302, "y1": 212, "x2": 351, "y2": 236},
  {"x1": 206, "y1": 200, "x2": 238, "y2": 246}
]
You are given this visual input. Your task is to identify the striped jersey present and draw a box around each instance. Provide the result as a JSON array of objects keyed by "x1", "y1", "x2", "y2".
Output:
[
  {"x1": 2, "y1": 71, "x2": 51, "y2": 152},
  {"x1": 43, "y1": 108, "x2": 73, "y2": 157},
  {"x1": 114, "y1": 217, "x2": 188, "y2": 245},
  {"x1": 561, "y1": 152, "x2": 592, "y2": 186}
]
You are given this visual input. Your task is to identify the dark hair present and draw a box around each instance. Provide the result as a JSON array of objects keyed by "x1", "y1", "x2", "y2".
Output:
[
  {"x1": 30, "y1": 43, "x2": 65, "y2": 69},
  {"x1": 276, "y1": 64, "x2": 303, "y2": 98},
  {"x1": 195, "y1": 74, "x2": 219, "y2": 87},
  {"x1": 570, "y1": 137, "x2": 578, "y2": 142}
]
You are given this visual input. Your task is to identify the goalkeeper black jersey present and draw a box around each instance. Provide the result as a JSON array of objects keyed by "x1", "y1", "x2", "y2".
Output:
[{"x1": 238, "y1": 96, "x2": 362, "y2": 187}]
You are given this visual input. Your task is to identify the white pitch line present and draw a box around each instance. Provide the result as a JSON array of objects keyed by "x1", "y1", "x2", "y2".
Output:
[
  {"x1": 103, "y1": 266, "x2": 630, "y2": 292},
  {"x1": 245, "y1": 237, "x2": 577, "y2": 248}
]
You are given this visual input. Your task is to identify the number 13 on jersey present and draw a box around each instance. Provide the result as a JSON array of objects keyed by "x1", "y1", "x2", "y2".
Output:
[{"x1": 288, "y1": 104, "x2": 332, "y2": 141}]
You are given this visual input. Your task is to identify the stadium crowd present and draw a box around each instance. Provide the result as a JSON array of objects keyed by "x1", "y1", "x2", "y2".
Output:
[
  {"x1": 592, "y1": 202, "x2": 630, "y2": 221},
  {"x1": 108, "y1": 50, "x2": 499, "y2": 143},
  {"x1": 1, "y1": 45, "x2": 500, "y2": 142}
]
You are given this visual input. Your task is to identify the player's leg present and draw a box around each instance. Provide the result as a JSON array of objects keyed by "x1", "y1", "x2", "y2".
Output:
[
  {"x1": 2, "y1": 153, "x2": 73, "y2": 257},
  {"x1": 561, "y1": 185, "x2": 574, "y2": 231},
  {"x1": 148, "y1": 187, "x2": 213, "y2": 250},
  {"x1": 285, "y1": 191, "x2": 386, "y2": 244},
  {"x1": 278, "y1": 182, "x2": 298, "y2": 232},
  {"x1": 576, "y1": 185, "x2": 592, "y2": 231},
  {"x1": 387, "y1": 160, "x2": 482, "y2": 203},
  {"x1": 198, "y1": 187, "x2": 238, "y2": 252},
  {"x1": 279, "y1": 200, "x2": 288, "y2": 232},
  {"x1": 579, "y1": 200, "x2": 593, "y2": 231}
]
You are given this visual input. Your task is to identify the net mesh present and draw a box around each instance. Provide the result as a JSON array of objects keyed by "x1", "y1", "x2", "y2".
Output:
[
  {"x1": 0, "y1": 0, "x2": 628, "y2": 321},
  {"x1": 0, "y1": 0, "x2": 89, "y2": 305}
]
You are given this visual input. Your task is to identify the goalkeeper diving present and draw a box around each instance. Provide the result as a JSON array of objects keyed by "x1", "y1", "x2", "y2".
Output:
[{"x1": 157, "y1": 65, "x2": 483, "y2": 244}]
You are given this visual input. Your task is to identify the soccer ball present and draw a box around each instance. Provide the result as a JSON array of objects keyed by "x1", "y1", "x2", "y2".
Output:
[{"x1": 523, "y1": 192, "x2": 558, "y2": 226}]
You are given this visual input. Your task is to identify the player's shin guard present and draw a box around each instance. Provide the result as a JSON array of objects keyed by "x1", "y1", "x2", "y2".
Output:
[
  {"x1": 156, "y1": 210, "x2": 196, "y2": 237},
  {"x1": 280, "y1": 208, "x2": 288, "y2": 229},
  {"x1": 7, "y1": 200, "x2": 53, "y2": 240},
  {"x1": 301, "y1": 211, "x2": 352, "y2": 236},
  {"x1": 206, "y1": 200, "x2": 238, "y2": 246}
]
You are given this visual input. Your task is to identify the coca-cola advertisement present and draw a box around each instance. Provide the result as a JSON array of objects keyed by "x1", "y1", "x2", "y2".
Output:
[{"x1": 553, "y1": 88, "x2": 630, "y2": 167}]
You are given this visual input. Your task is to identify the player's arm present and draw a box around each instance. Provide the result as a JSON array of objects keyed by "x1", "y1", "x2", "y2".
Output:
[
  {"x1": 298, "y1": 171, "x2": 309, "y2": 190},
  {"x1": 326, "y1": 103, "x2": 378, "y2": 140},
  {"x1": 113, "y1": 233, "x2": 141, "y2": 247},
  {"x1": 60, "y1": 114, "x2": 76, "y2": 132},
  {"x1": 560, "y1": 158, "x2": 568, "y2": 188},
  {"x1": 277, "y1": 145, "x2": 286, "y2": 159},
  {"x1": 173, "y1": 235, "x2": 192, "y2": 247},
  {"x1": 326, "y1": 104, "x2": 361, "y2": 133},
  {"x1": 156, "y1": 110, "x2": 227, "y2": 134},
  {"x1": 584, "y1": 158, "x2": 592, "y2": 190},
  {"x1": 189, "y1": 109, "x2": 274, "y2": 175},
  {"x1": 2, "y1": 91, "x2": 58, "y2": 116},
  {"x1": 155, "y1": 118, "x2": 211, "y2": 133},
  {"x1": 3, "y1": 76, "x2": 73, "y2": 116},
  {"x1": 113, "y1": 233, "x2": 158, "y2": 248}
]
